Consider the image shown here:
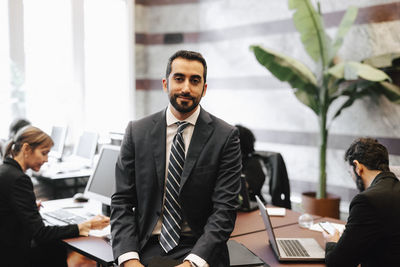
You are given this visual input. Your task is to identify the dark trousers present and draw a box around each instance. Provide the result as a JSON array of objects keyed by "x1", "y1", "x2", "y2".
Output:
[
  {"x1": 30, "y1": 241, "x2": 68, "y2": 267},
  {"x1": 140, "y1": 235, "x2": 196, "y2": 266}
]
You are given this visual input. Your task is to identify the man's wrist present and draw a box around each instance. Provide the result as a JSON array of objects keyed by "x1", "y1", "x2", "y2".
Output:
[
  {"x1": 184, "y1": 253, "x2": 208, "y2": 267},
  {"x1": 118, "y1": 251, "x2": 140, "y2": 265},
  {"x1": 183, "y1": 260, "x2": 194, "y2": 267}
]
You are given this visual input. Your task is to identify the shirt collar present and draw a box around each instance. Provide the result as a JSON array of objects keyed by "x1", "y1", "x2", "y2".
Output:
[
  {"x1": 370, "y1": 171, "x2": 397, "y2": 187},
  {"x1": 166, "y1": 104, "x2": 200, "y2": 127},
  {"x1": 3, "y1": 157, "x2": 23, "y2": 172}
]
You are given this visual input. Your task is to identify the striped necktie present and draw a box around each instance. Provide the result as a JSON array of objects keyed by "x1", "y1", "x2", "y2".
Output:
[{"x1": 159, "y1": 121, "x2": 190, "y2": 253}]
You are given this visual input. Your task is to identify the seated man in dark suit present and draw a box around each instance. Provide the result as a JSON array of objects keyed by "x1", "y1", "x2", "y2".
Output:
[
  {"x1": 110, "y1": 50, "x2": 241, "y2": 267},
  {"x1": 324, "y1": 138, "x2": 400, "y2": 267}
]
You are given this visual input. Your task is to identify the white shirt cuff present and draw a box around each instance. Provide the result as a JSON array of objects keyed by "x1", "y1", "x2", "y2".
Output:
[
  {"x1": 118, "y1": 251, "x2": 140, "y2": 266},
  {"x1": 184, "y1": 253, "x2": 209, "y2": 267}
]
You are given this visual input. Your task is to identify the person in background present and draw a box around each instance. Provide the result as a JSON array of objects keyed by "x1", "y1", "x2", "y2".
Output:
[
  {"x1": 323, "y1": 137, "x2": 400, "y2": 267},
  {"x1": 0, "y1": 118, "x2": 31, "y2": 162},
  {"x1": 235, "y1": 124, "x2": 266, "y2": 203},
  {"x1": 9, "y1": 118, "x2": 31, "y2": 139},
  {"x1": 0, "y1": 125, "x2": 109, "y2": 267},
  {"x1": 111, "y1": 50, "x2": 242, "y2": 267}
]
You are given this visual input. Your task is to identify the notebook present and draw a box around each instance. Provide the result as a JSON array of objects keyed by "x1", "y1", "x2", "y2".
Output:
[
  {"x1": 228, "y1": 240, "x2": 267, "y2": 266},
  {"x1": 255, "y1": 195, "x2": 325, "y2": 261},
  {"x1": 146, "y1": 240, "x2": 266, "y2": 267}
]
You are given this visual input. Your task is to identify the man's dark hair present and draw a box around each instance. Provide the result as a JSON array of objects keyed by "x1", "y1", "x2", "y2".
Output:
[
  {"x1": 344, "y1": 137, "x2": 390, "y2": 172},
  {"x1": 9, "y1": 118, "x2": 31, "y2": 139},
  {"x1": 165, "y1": 50, "x2": 207, "y2": 83},
  {"x1": 235, "y1": 124, "x2": 256, "y2": 157}
]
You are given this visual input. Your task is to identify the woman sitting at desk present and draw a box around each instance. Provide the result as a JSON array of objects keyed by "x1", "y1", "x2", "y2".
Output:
[{"x1": 0, "y1": 126, "x2": 109, "y2": 267}]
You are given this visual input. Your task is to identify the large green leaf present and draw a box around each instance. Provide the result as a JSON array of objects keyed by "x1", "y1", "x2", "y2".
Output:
[
  {"x1": 327, "y1": 62, "x2": 391, "y2": 81},
  {"x1": 375, "y1": 81, "x2": 400, "y2": 104},
  {"x1": 332, "y1": 80, "x2": 400, "y2": 120},
  {"x1": 331, "y1": 80, "x2": 371, "y2": 120},
  {"x1": 295, "y1": 89, "x2": 319, "y2": 114},
  {"x1": 250, "y1": 45, "x2": 318, "y2": 96},
  {"x1": 363, "y1": 53, "x2": 400, "y2": 68},
  {"x1": 288, "y1": 0, "x2": 332, "y2": 66},
  {"x1": 331, "y1": 6, "x2": 358, "y2": 60}
]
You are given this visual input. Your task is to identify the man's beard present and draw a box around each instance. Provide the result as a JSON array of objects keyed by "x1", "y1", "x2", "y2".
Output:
[
  {"x1": 353, "y1": 167, "x2": 365, "y2": 192},
  {"x1": 169, "y1": 92, "x2": 200, "y2": 114}
]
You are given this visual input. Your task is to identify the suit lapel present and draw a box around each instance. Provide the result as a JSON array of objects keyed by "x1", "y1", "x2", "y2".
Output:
[
  {"x1": 180, "y1": 108, "x2": 214, "y2": 193},
  {"x1": 150, "y1": 110, "x2": 167, "y2": 190}
]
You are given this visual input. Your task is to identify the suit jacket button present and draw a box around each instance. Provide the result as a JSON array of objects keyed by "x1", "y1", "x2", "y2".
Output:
[{"x1": 156, "y1": 211, "x2": 160, "y2": 216}]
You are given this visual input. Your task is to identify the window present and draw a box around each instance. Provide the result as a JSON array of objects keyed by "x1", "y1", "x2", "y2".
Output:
[
  {"x1": 0, "y1": 0, "x2": 10, "y2": 137},
  {"x1": 2, "y1": 0, "x2": 134, "y2": 141}
]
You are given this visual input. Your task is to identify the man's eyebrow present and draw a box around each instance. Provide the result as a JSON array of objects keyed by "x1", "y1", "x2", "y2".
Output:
[
  {"x1": 172, "y1": 73, "x2": 185, "y2": 77},
  {"x1": 190, "y1": 74, "x2": 202, "y2": 80}
]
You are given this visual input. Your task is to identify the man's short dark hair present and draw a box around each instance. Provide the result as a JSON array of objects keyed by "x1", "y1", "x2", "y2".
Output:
[
  {"x1": 344, "y1": 137, "x2": 390, "y2": 172},
  {"x1": 235, "y1": 124, "x2": 255, "y2": 156},
  {"x1": 9, "y1": 118, "x2": 31, "y2": 139},
  {"x1": 165, "y1": 50, "x2": 207, "y2": 83}
]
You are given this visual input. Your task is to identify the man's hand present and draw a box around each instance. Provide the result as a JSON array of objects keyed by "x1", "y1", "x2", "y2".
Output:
[
  {"x1": 77, "y1": 215, "x2": 110, "y2": 236},
  {"x1": 175, "y1": 260, "x2": 192, "y2": 267},
  {"x1": 122, "y1": 259, "x2": 145, "y2": 267},
  {"x1": 88, "y1": 215, "x2": 110, "y2": 230},
  {"x1": 323, "y1": 228, "x2": 341, "y2": 243},
  {"x1": 36, "y1": 200, "x2": 43, "y2": 211}
]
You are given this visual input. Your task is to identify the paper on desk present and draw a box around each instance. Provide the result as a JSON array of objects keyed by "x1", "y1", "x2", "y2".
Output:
[
  {"x1": 266, "y1": 207, "x2": 286, "y2": 216},
  {"x1": 310, "y1": 222, "x2": 345, "y2": 233},
  {"x1": 89, "y1": 224, "x2": 111, "y2": 237}
]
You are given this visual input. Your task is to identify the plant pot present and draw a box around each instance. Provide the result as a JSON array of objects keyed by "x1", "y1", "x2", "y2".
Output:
[{"x1": 301, "y1": 192, "x2": 341, "y2": 219}]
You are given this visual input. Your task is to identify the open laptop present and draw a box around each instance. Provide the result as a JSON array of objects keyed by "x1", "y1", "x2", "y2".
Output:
[
  {"x1": 239, "y1": 174, "x2": 258, "y2": 211},
  {"x1": 255, "y1": 195, "x2": 324, "y2": 261}
]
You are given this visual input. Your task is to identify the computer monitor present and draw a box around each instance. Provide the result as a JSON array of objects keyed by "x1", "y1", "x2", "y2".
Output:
[
  {"x1": 48, "y1": 126, "x2": 68, "y2": 160},
  {"x1": 71, "y1": 131, "x2": 99, "y2": 166},
  {"x1": 84, "y1": 145, "x2": 120, "y2": 214}
]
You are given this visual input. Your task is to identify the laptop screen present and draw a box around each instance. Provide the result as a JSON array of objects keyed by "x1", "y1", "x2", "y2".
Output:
[{"x1": 255, "y1": 195, "x2": 280, "y2": 256}]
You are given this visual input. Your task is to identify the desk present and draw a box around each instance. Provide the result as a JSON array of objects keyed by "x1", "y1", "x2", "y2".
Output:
[
  {"x1": 42, "y1": 198, "x2": 115, "y2": 266},
  {"x1": 44, "y1": 200, "x2": 340, "y2": 267},
  {"x1": 231, "y1": 217, "x2": 345, "y2": 267},
  {"x1": 64, "y1": 236, "x2": 114, "y2": 267},
  {"x1": 232, "y1": 208, "x2": 321, "y2": 237},
  {"x1": 35, "y1": 169, "x2": 92, "y2": 199}
]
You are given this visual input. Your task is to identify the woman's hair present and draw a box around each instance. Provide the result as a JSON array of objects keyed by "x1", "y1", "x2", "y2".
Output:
[{"x1": 4, "y1": 126, "x2": 53, "y2": 159}]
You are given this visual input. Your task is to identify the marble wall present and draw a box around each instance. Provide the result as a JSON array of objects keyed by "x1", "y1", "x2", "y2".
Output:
[{"x1": 133, "y1": 0, "x2": 400, "y2": 206}]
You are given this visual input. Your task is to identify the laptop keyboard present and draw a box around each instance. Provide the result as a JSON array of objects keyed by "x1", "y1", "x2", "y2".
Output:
[
  {"x1": 43, "y1": 209, "x2": 87, "y2": 224},
  {"x1": 277, "y1": 239, "x2": 310, "y2": 257}
]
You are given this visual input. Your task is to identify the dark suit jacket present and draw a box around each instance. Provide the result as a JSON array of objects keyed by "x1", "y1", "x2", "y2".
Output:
[
  {"x1": 325, "y1": 171, "x2": 400, "y2": 267},
  {"x1": 110, "y1": 107, "x2": 242, "y2": 266},
  {"x1": 0, "y1": 158, "x2": 79, "y2": 267}
]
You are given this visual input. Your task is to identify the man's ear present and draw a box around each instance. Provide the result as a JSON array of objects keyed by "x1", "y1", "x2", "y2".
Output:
[
  {"x1": 202, "y1": 83, "x2": 207, "y2": 97},
  {"x1": 162, "y1": 78, "x2": 168, "y2": 93}
]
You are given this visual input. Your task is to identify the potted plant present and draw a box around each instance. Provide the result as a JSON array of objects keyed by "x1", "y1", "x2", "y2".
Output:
[{"x1": 250, "y1": 0, "x2": 400, "y2": 217}]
